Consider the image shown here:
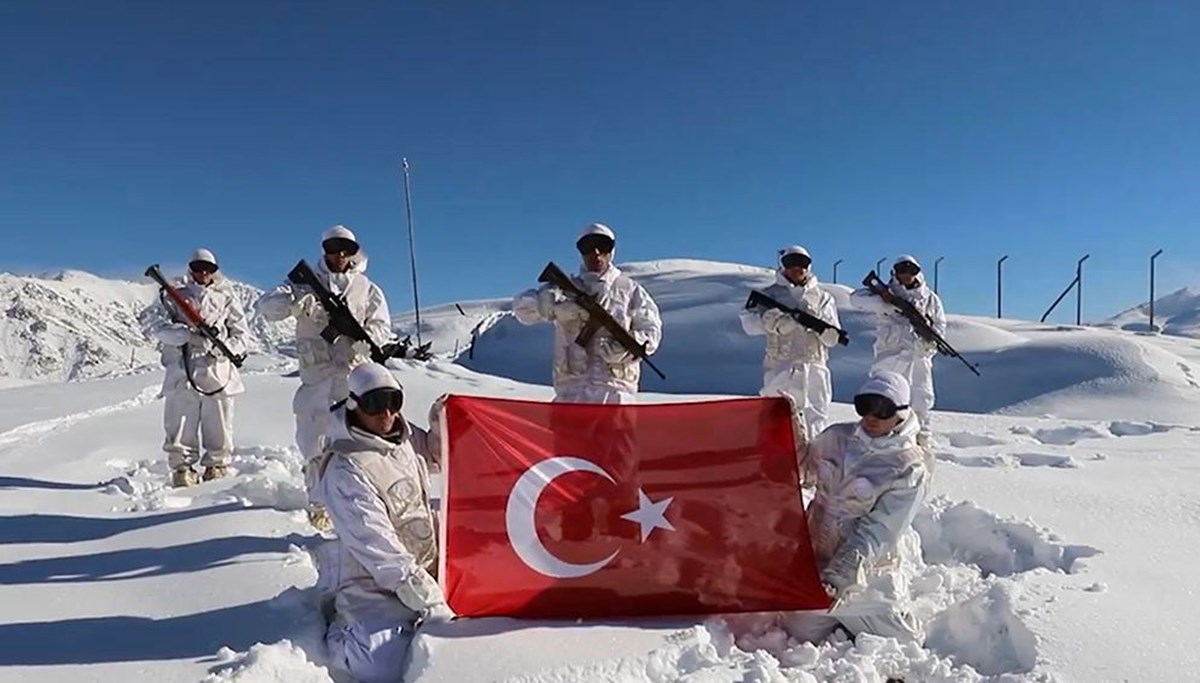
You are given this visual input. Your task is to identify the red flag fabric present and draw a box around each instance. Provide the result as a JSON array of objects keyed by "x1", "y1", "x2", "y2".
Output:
[{"x1": 439, "y1": 395, "x2": 831, "y2": 619}]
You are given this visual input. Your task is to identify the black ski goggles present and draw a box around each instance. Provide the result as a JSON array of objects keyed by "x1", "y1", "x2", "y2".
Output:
[
  {"x1": 353, "y1": 388, "x2": 404, "y2": 415},
  {"x1": 854, "y1": 393, "x2": 907, "y2": 419},
  {"x1": 780, "y1": 253, "x2": 812, "y2": 269},
  {"x1": 189, "y1": 261, "x2": 218, "y2": 274},
  {"x1": 323, "y1": 238, "x2": 360, "y2": 256},
  {"x1": 894, "y1": 262, "x2": 920, "y2": 276},
  {"x1": 576, "y1": 234, "x2": 615, "y2": 255}
]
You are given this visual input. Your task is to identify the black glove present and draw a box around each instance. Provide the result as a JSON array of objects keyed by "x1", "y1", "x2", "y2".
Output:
[{"x1": 412, "y1": 342, "x2": 433, "y2": 361}]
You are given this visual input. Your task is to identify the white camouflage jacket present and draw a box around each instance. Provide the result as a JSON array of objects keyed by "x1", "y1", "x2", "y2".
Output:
[
  {"x1": 850, "y1": 276, "x2": 946, "y2": 359},
  {"x1": 512, "y1": 264, "x2": 662, "y2": 395},
  {"x1": 255, "y1": 254, "x2": 391, "y2": 389},
  {"x1": 139, "y1": 271, "x2": 248, "y2": 396},
  {"x1": 740, "y1": 271, "x2": 841, "y2": 367}
]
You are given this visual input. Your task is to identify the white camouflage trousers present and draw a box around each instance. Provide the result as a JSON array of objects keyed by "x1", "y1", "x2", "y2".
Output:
[
  {"x1": 326, "y1": 618, "x2": 414, "y2": 683},
  {"x1": 294, "y1": 380, "x2": 342, "y2": 504},
  {"x1": 552, "y1": 385, "x2": 635, "y2": 404},
  {"x1": 163, "y1": 390, "x2": 234, "y2": 470},
  {"x1": 761, "y1": 363, "x2": 832, "y2": 441},
  {"x1": 870, "y1": 350, "x2": 935, "y2": 435}
]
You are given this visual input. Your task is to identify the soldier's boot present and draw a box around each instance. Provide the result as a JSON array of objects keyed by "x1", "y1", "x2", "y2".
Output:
[{"x1": 172, "y1": 467, "x2": 200, "y2": 488}]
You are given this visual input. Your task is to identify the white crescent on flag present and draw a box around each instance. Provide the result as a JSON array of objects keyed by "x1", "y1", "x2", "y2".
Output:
[
  {"x1": 504, "y1": 456, "x2": 620, "y2": 579},
  {"x1": 505, "y1": 456, "x2": 677, "y2": 579}
]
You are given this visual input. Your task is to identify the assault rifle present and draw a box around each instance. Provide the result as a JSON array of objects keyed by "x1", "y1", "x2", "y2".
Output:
[
  {"x1": 145, "y1": 264, "x2": 246, "y2": 368},
  {"x1": 537, "y1": 262, "x2": 666, "y2": 380},
  {"x1": 861, "y1": 271, "x2": 980, "y2": 376},
  {"x1": 745, "y1": 290, "x2": 849, "y2": 346},
  {"x1": 287, "y1": 260, "x2": 431, "y2": 363}
]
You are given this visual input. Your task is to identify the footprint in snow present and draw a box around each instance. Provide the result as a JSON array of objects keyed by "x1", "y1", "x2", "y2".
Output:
[
  {"x1": 936, "y1": 451, "x2": 1078, "y2": 469},
  {"x1": 941, "y1": 432, "x2": 1011, "y2": 448},
  {"x1": 1010, "y1": 424, "x2": 1110, "y2": 446}
]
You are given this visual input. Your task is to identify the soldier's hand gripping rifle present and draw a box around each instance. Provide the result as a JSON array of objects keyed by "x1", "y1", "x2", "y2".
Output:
[
  {"x1": 862, "y1": 271, "x2": 980, "y2": 376},
  {"x1": 538, "y1": 261, "x2": 666, "y2": 380},
  {"x1": 385, "y1": 334, "x2": 434, "y2": 362},
  {"x1": 145, "y1": 264, "x2": 246, "y2": 368},
  {"x1": 745, "y1": 290, "x2": 849, "y2": 346},
  {"x1": 287, "y1": 260, "x2": 416, "y2": 365}
]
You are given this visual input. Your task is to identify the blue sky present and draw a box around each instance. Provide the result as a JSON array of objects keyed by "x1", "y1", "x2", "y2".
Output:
[{"x1": 3, "y1": 1, "x2": 1199, "y2": 323}]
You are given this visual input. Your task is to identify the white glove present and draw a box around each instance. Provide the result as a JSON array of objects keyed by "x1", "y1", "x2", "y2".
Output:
[
  {"x1": 818, "y1": 327, "x2": 841, "y2": 347},
  {"x1": 395, "y1": 569, "x2": 444, "y2": 614},
  {"x1": 553, "y1": 298, "x2": 587, "y2": 324},
  {"x1": 535, "y1": 287, "x2": 557, "y2": 318},
  {"x1": 762, "y1": 309, "x2": 799, "y2": 335},
  {"x1": 919, "y1": 338, "x2": 939, "y2": 357},
  {"x1": 420, "y1": 602, "x2": 455, "y2": 626},
  {"x1": 189, "y1": 330, "x2": 217, "y2": 354},
  {"x1": 425, "y1": 394, "x2": 449, "y2": 472},
  {"x1": 597, "y1": 337, "x2": 632, "y2": 364},
  {"x1": 291, "y1": 292, "x2": 327, "y2": 325}
]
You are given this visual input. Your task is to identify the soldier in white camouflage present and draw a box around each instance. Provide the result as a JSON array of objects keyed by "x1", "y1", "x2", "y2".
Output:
[
  {"x1": 313, "y1": 362, "x2": 452, "y2": 683},
  {"x1": 512, "y1": 223, "x2": 663, "y2": 404}
]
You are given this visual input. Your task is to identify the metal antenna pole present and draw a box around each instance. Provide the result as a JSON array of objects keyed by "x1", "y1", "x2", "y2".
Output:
[
  {"x1": 997, "y1": 255, "x2": 1008, "y2": 318},
  {"x1": 401, "y1": 158, "x2": 423, "y2": 346},
  {"x1": 1075, "y1": 254, "x2": 1090, "y2": 326},
  {"x1": 1150, "y1": 249, "x2": 1164, "y2": 331}
]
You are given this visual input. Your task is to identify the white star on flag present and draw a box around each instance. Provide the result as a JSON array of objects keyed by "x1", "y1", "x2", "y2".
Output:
[{"x1": 621, "y1": 489, "x2": 676, "y2": 543}]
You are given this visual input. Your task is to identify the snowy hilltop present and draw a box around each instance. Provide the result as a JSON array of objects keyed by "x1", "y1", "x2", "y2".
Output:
[
  {"x1": 0, "y1": 269, "x2": 294, "y2": 382},
  {"x1": 399, "y1": 258, "x2": 1200, "y2": 423},
  {"x1": 1102, "y1": 285, "x2": 1200, "y2": 338},
  {"x1": 3, "y1": 257, "x2": 1200, "y2": 681}
]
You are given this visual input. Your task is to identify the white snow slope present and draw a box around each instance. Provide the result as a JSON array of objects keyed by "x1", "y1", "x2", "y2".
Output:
[
  {"x1": 407, "y1": 259, "x2": 1200, "y2": 422},
  {"x1": 2, "y1": 258, "x2": 1200, "y2": 682}
]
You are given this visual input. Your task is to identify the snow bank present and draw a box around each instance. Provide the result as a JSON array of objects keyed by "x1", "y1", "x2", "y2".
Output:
[
  {"x1": 451, "y1": 259, "x2": 1200, "y2": 421},
  {"x1": 915, "y1": 498, "x2": 1100, "y2": 577}
]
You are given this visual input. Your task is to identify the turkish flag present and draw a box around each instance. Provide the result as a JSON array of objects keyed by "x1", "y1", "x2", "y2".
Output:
[{"x1": 438, "y1": 396, "x2": 831, "y2": 619}]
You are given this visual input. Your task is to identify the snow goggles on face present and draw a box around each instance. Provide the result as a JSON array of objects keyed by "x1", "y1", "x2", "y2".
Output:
[
  {"x1": 354, "y1": 388, "x2": 404, "y2": 415},
  {"x1": 780, "y1": 253, "x2": 812, "y2": 269},
  {"x1": 576, "y1": 234, "x2": 615, "y2": 255},
  {"x1": 322, "y1": 238, "x2": 360, "y2": 256},
  {"x1": 894, "y1": 262, "x2": 920, "y2": 276},
  {"x1": 189, "y1": 261, "x2": 218, "y2": 274},
  {"x1": 854, "y1": 393, "x2": 907, "y2": 419}
]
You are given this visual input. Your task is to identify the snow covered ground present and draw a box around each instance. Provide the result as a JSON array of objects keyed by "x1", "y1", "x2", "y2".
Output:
[{"x1": 3, "y1": 258, "x2": 1200, "y2": 682}]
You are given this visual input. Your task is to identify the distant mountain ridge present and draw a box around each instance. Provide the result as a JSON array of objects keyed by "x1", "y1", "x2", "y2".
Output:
[
  {"x1": 0, "y1": 269, "x2": 293, "y2": 381},
  {"x1": 1102, "y1": 286, "x2": 1200, "y2": 338}
]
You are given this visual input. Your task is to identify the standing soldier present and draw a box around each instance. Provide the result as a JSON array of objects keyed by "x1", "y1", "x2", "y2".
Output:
[
  {"x1": 512, "y1": 223, "x2": 663, "y2": 404},
  {"x1": 851, "y1": 255, "x2": 946, "y2": 446},
  {"x1": 256, "y1": 225, "x2": 393, "y2": 529},
  {"x1": 741, "y1": 246, "x2": 843, "y2": 441},
  {"x1": 141, "y1": 249, "x2": 248, "y2": 487}
]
